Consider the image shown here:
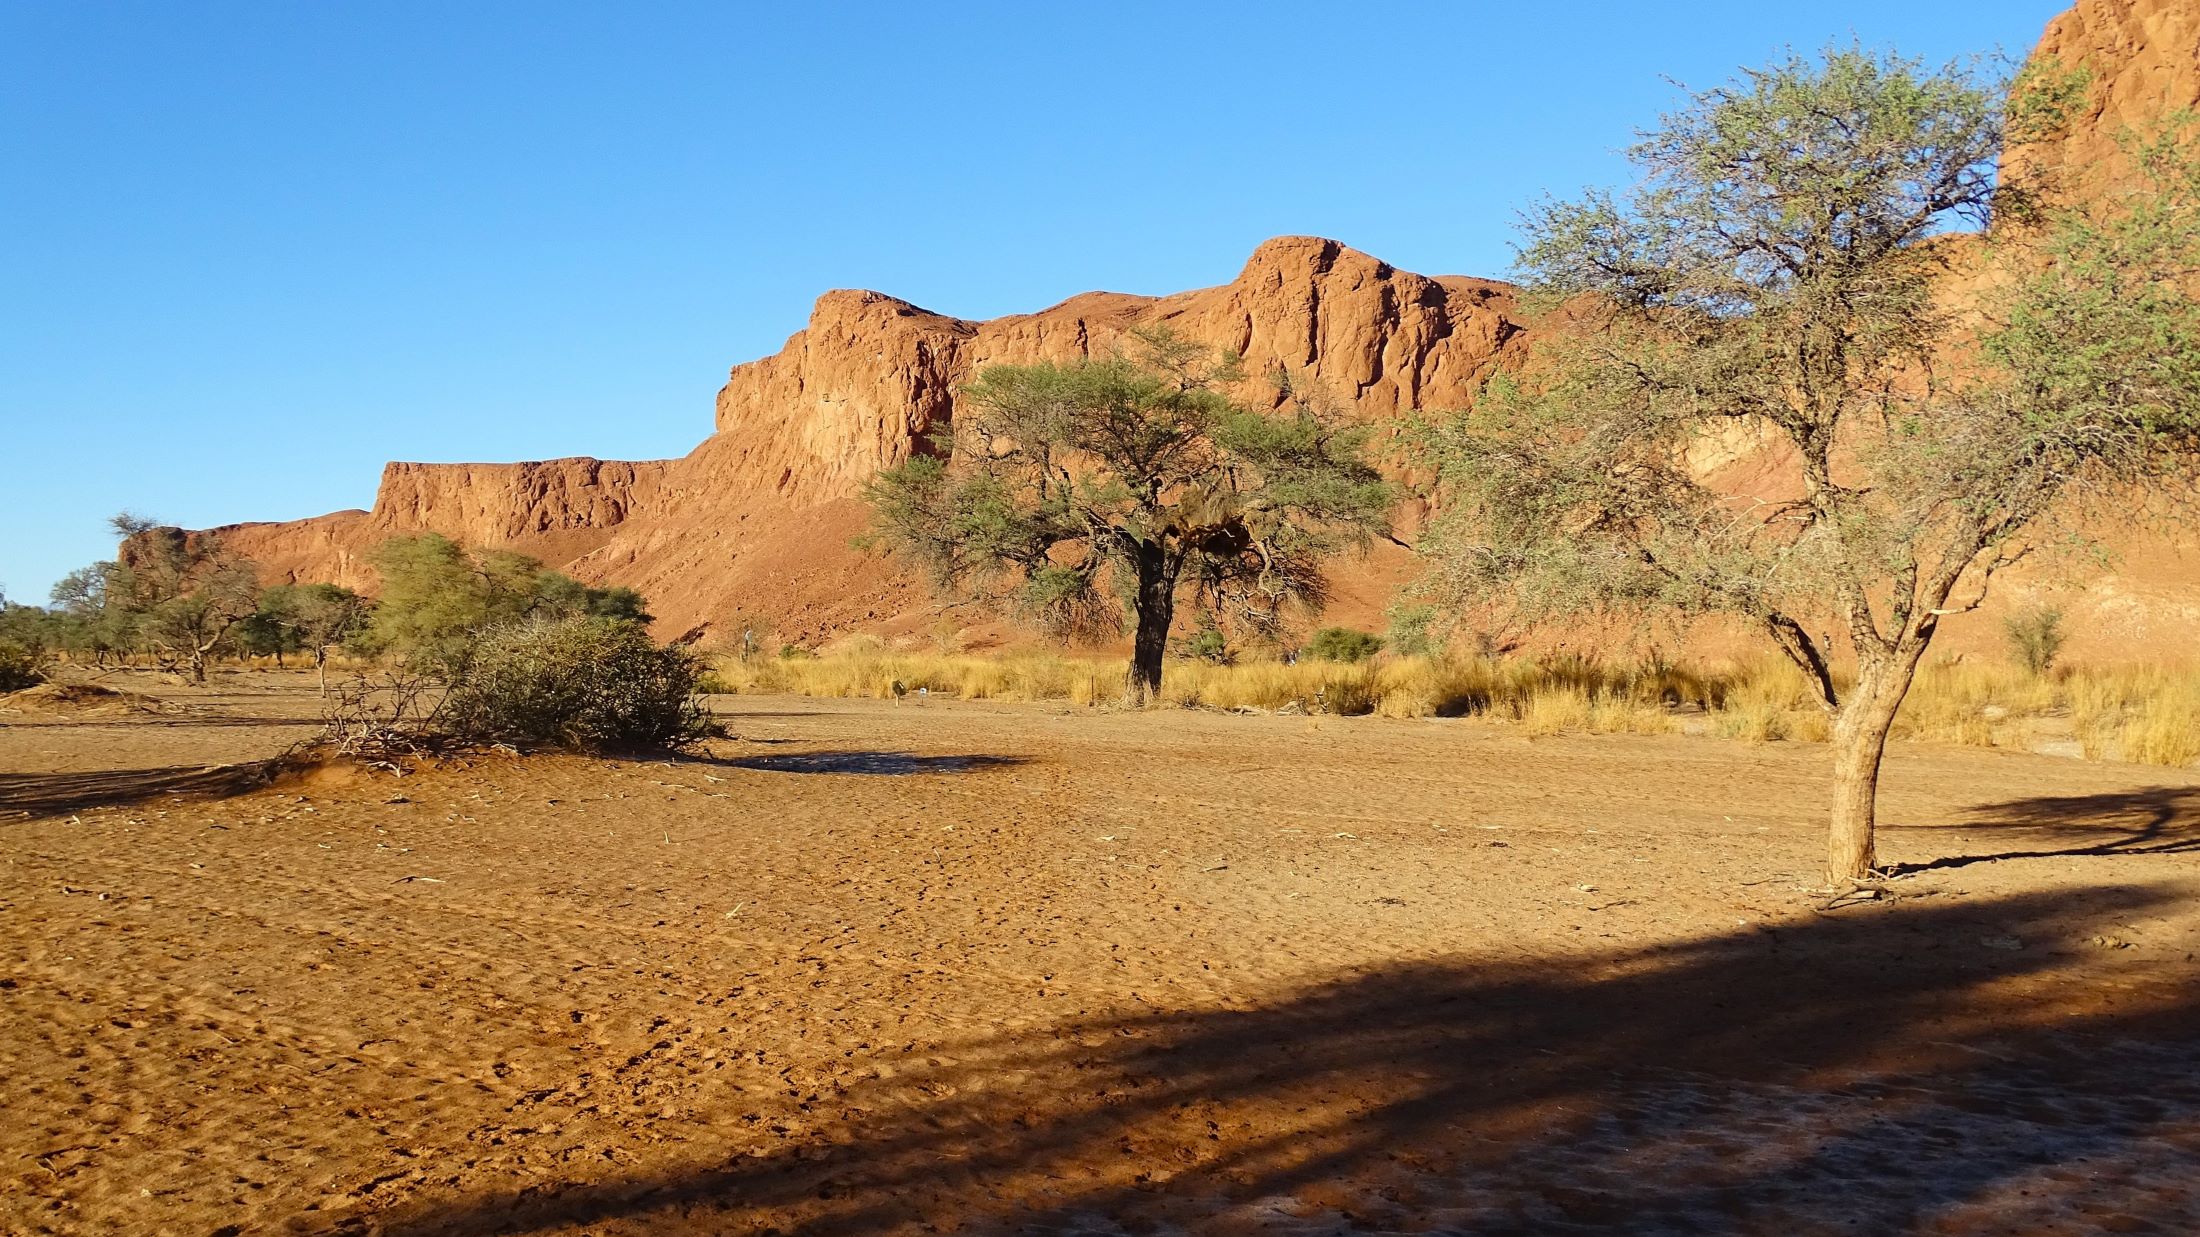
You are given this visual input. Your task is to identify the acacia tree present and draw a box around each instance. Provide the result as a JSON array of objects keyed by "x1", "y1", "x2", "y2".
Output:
[
  {"x1": 256, "y1": 582, "x2": 372, "y2": 693},
  {"x1": 48, "y1": 563, "x2": 131, "y2": 666},
  {"x1": 1419, "y1": 50, "x2": 2200, "y2": 883},
  {"x1": 105, "y1": 515, "x2": 263, "y2": 684},
  {"x1": 865, "y1": 329, "x2": 1394, "y2": 700}
]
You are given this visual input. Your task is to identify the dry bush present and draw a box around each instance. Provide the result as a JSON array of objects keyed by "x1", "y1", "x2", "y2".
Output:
[
  {"x1": 1371, "y1": 656, "x2": 1496, "y2": 719},
  {"x1": 0, "y1": 641, "x2": 42, "y2": 693},
  {"x1": 1518, "y1": 684, "x2": 1593, "y2": 735},
  {"x1": 321, "y1": 662, "x2": 448, "y2": 757},
  {"x1": 1890, "y1": 663, "x2": 2058, "y2": 749},
  {"x1": 440, "y1": 618, "x2": 710, "y2": 752},
  {"x1": 1711, "y1": 661, "x2": 1831, "y2": 743},
  {"x1": 2118, "y1": 676, "x2": 2200, "y2": 767}
]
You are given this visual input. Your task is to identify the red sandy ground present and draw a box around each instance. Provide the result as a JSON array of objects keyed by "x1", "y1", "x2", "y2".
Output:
[{"x1": 2, "y1": 670, "x2": 2197, "y2": 1235}]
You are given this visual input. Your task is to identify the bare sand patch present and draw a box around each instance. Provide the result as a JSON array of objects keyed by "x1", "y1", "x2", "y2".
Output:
[{"x1": 1, "y1": 673, "x2": 2195, "y2": 1233}]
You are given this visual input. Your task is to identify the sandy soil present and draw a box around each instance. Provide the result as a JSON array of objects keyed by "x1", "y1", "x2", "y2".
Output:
[{"x1": 2, "y1": 670, "x2": 2196, "y2": 1235}]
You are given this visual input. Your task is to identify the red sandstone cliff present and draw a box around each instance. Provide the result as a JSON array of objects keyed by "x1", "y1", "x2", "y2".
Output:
[
  {"x1": 211, "y1": 236, "x2": 1527, "y2": 644},
  {"x1": 201, "y1": 0, "x2": 2200, "y2": 657},
  {"x1": 2008, "y1": 0, "x2": 2200, "y2": 195}
]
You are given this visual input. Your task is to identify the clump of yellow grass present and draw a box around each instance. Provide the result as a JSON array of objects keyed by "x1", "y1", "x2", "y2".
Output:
[{"x1": 702, "y1": 642, "x2": 2200, "y2": 767}]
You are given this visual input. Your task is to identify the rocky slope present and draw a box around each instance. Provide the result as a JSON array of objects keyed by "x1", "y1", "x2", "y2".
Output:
[
  {"x1": 207, "y1": 0, "x2": 2200, "y2": 658},
  {"x1": 2009, "y1": 0, "x2": 2200, "y2": 196},
  {"x1": 215, "y1": 236, "x2": 1523, "y2": 643}
]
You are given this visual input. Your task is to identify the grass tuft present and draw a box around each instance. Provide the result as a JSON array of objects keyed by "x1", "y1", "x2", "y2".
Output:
[{"x1": 705, "y1": 645, "x2": 2200, "y2": 768}]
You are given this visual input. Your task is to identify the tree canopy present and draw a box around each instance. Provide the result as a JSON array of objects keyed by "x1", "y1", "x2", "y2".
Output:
[
  {"x1": 361, "y1": 533, "x2": 652, "y2": 674},
  {"x1": 1418, "y1": 48, "x2": 2200, "y2": 882},
  {"x1": 864, "y1": 329, "x2": 1394, "y2": 698}
]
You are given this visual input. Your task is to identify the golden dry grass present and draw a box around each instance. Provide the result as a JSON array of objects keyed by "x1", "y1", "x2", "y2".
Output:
[{"x1": 702, "y1": 645, "x2": 2200, "y2": 768}]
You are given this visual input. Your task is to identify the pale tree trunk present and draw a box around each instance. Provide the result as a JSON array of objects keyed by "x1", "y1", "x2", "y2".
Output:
[
  {"x1": 1825, "y1": 653, "x2": 1924, "y2": 884},
  {"x1": 1126, "y1": 540, "x2": 1179, "y2": 704}
]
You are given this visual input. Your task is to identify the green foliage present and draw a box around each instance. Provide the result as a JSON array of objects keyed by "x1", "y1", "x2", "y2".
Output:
[
  {"x1": 2006, "y1": 55, "x2": 2094, "y2": 149},
  {"x1": 362, "y1": 534, "x2": 649, "y2": 674},
  {"x1": 440, "y1": 617, "x2": 709, "y2": 752},
  {"x1": 0, "y1": 640, "x2": 41, "y2": 692},
  {"x1": 1415, "y1": 45, "x2": 2200, "y2": 879},
  {"x1": 0, "y1": 602, "x2": 61, "y2": 668},
  {"x1": 1384, "y1": 603, "x2": 1442, "y2": 658},
  {"x1": 1304, "y1": 626, "x2": 1384, "y2": 663},
  {"x1": 89, "y1": 521, "x2": 263, "y2": 682},
  {"x1": 242, "y1": 582, "x2": 372, "y2": 680},
  {"x1": 586, "y1": 586, "x2": 651, "y2": 624},
  {"x1": 864, "y1": 327, "x2": 1394, "y2": 696},
  {"x1": 1172, "y1": 618, "x2": 1233, "y2": 665},
  {"x1": 47, "y1": 563, "x2": 132, "y2": 663},
  {"x1": 2003, "y1": 604, "x2": 2068, "y2": 677},
  {"x1": 1421, "y1": 49, "x2": 2200, "y2": 712}
]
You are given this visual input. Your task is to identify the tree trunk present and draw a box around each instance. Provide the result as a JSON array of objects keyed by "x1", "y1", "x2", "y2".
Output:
[
  {"x1": 1825, "y1": 658, "x2": 1919, "y2": 884},
  {"x1": 316, "y1": 646, "x2": 329, "y2": 696},
  {"x1": 1126, "y1": 540, "x2": 1178, "y2": 704}
]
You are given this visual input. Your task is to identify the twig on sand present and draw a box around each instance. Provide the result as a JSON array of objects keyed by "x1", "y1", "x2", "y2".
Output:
[{"x1": 1816, "y1": 884, "x2": 1884, "y2": 912}]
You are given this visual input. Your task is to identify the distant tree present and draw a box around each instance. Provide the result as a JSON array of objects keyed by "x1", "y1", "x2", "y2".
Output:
[
  {"x1": 1418, "y1": 50, "x2": 2200, "y2": 882},
  {"x1": 0, "y1": 598, "x2": 55, "y2": 690},
  {"x1": 865, "y1": 329, "x2": 1394, "y2": 700},
  {"x1": 236, "y1": 594, "x2": 304, "y2": 667},
  {"x1": 254, "y1": 582, "x2": 371, "y2": 692},
  {"x1": 105, "y1": 518, "x2": 262, "y2": 684},
  {"x1": 1384, "y1": 603, "x2": 1443, "y2": 658},
  {"x1": 361, "y1": 534, "x2": 496, "y2": 670},
  {"x1": 48, "y1": 563, "x2": 129, "y2": 666},
  {"x1": 361, "y1": 534, "x2": 649, "y2": 675}
]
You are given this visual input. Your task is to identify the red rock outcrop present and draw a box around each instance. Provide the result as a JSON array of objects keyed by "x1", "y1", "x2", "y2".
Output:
[
  {"x1": 213, "y1": 457, "x2": 668, "y2": 593},
  {"x1": 211, "y1": 236, "x2": 1527, "y2": 643},
  {"x1": 2007, "y1": 0, "x2": 2200, "y2": 196},
  {"x1": 196, "y1": 0, "x2": 2200, "y2": 659}
]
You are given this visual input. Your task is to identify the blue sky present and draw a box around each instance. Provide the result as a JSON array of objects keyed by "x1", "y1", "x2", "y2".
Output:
[{"x1": 1, "y1": 2, "x2": 2068, "y2": 602}]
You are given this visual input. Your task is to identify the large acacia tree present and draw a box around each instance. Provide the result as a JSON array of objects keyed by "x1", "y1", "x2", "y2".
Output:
[
  {"x1": 865, "y1": 329, "x2": 1394, "y2": 700},
  {"x1": 1420, "y1": 49, "x2": 2200, "y2": 883}
]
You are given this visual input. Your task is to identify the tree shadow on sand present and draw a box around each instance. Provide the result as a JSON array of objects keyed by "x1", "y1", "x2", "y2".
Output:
[
  {"x1": 0, "y1": 761, "x2": 290, "y2": 820},
  {"x1": 1888, "y1": 787, "x2": 2200, "y2": 875},
  {"x1": 366, "y1": 886, "x2": 2200, "y2": 1235},
  {"x1": 711, "y1": 750, "x2": 1029, "y2": 776}
]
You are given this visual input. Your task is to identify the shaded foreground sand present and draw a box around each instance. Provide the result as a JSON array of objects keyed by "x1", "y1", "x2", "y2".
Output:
[{"x1": 2, "y1": 672, "x2": 2198, "y2": 1234}]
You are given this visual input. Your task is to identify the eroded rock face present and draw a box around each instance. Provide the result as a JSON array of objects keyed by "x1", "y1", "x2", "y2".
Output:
[
  {"x1": 215, "y1": 235, "x2": 1532, "y2": 641},
  {"x1": 2007, "y1": 0, "x2": 2200, "y2": 197},
  {"x1": 193, "y1": 0, "x2": 2200, "y2": 656},
  {"x1": 211, "y1": 457, "x2": 668, "y2": 592}
]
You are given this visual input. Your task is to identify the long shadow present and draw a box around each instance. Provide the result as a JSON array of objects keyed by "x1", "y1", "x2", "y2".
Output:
[
  {"x1": 1890, "y1": 787, "x2": 2200, "y2": 874},
  {"x1": 0, "y1": 760, "x2": 290, "y2": 819},
  {"x1": 0, "y1": 713, "x2": 320, "y2": 730},
  {"x1": 368, "y1": 886, "x2": 2199, "y2": 1235},
  {"x1": 708, "y1": 750, "x2": 1029, "y2": 776}
]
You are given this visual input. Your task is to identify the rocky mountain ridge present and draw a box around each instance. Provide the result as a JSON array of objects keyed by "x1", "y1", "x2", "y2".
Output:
[
  {"x1": 205, "y1": 0, "x2": 2200, "y2": 656},
  {"x1": 212, "y1": 235, "x2": 1526, "y2": 642}
]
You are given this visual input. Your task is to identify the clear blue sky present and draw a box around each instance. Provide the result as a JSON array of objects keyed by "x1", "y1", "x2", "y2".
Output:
[{"x1": 1, "y1": 2, "x2": 2067, "y2": 603}]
